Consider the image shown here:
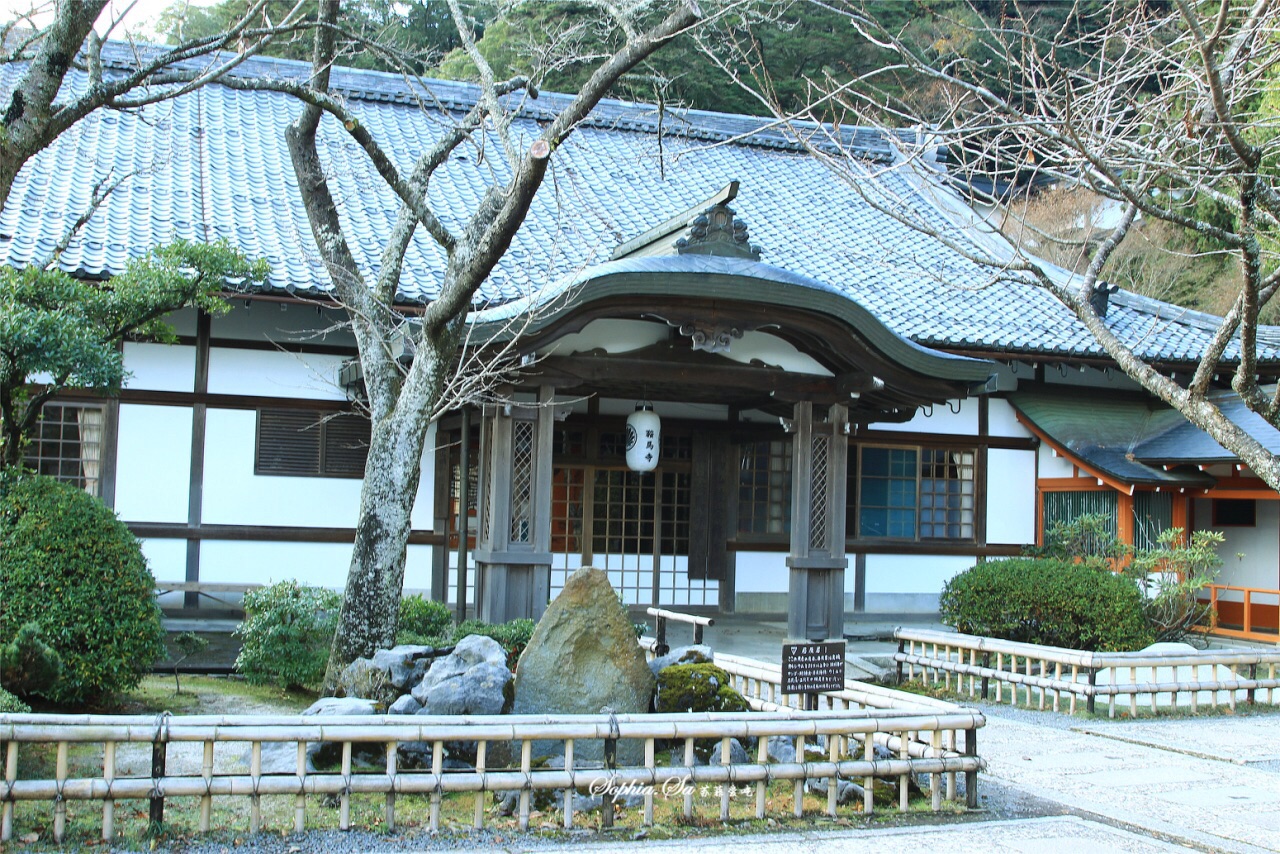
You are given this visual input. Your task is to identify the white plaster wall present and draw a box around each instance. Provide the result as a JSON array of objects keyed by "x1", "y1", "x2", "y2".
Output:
[
  {"x1": 1037, "y1": 444, "x2": 1076, "y2": 478},
  {"x1": 200, "y1": 411, "x2": 437, "y2": 529},
  {"x1": 211, "y1": 303, "x2": 357, "y2": 347},
  {"x1": 988, "y1": 398, "x2": 1034, "y2": 439},
  {"x1": 404, "y1": 544, "x2": 435, "y2": 593},
  {"x1": 139, "y1": 538, "x2": 188, "y2": 584},
  {"x1": 987, "y1": 448, "x2": 1038, "y2": 545},
  {"x1": 1196, "y1": 499, "x2": 1280, "y2": 590},
  {"x1": 114, "y1": 404, "x2": 192, "y2": 523},
  {"x1": 870, "y1": 397, "x2": 978, "y2": 435},
  {"x1": 864, "y1": 554, "x2": 976, "y2": 595},
  {"x1": 199, "y1": 540, "x2": 353, "y2": 588},
  {"x1": 207, "y1": 348, "x2": 348, "y2": 400},
  {"x1": 734, "y1": 551, "x2": 789, "y2": 593},
  {"x1": 122, "y1": 343, "x2": 196, "y2": 392}
]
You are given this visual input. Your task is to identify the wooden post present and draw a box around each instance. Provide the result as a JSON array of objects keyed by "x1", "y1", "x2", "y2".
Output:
[
  {"x1": 149, "y1": 733, "x2": 167, "y2": 828},
  {"x1": 54, "y1": 741, "x2": 68, "y2": 842},
  {"x1": 103, "y1": 741, "x2": 116, "y2": 842},
  {"x1": 896, "y1": 639, "x2": 905, "y2": 685},
  {"x1": 1, "y1": 741, "x2": 14, "y2": 842},
  {"x1": 964, "y1": 727, "x2": 979, "y2": 809},
  {"x1": 385, "y1": 741, "x2": 397, "y2": 830},
  {"x1": 295, "y1": 742, "x2": 307, "y2": 833},
  {"x1": 980, "y1": 652, "x2": 991, "y2": 699}
]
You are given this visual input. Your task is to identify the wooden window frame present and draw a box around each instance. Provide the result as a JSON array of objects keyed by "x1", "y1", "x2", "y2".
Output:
[
  {"x1": 24, "y1": 401, "x2": 109, "y2": 497},
  {"x1": 1211, "y1": 498, "x2": 1257, "y2": 528},
  {"x1": 852, "y1": 442, "x2": 979, "y2": 544}
]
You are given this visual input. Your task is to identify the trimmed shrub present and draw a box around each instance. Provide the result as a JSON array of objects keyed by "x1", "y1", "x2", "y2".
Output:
[
  {"x1": 0, "y1": 686, "x2": 30, "y2": 713},
  {"x1": 0, "y1": 622, "x2": 64, "y2": 698},
  {"x1": 397, "y1": 595, "x2": 454, "y2": 646},
  {"x1": 940, "y1": 558, "x2": 1155, "y2": 652},
  {"x1": 0, "y1": 473, "x2": 165, "y2": 706},
  {"x1": 234, "y1": 581, "x2": 340, "y2": 690}
]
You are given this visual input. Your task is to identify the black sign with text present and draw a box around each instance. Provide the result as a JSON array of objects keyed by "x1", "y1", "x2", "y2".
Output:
[{"x1": 781, "y1": 641, "x2": 846, "y2": 694}]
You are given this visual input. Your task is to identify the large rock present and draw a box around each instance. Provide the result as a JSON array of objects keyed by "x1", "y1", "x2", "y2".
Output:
[
  {"x1": 512, "y1": 567, "x2": 655, "y2": 764},
  {"x1": 410, "y1": 635, "x2": 508, "y2": 706},
  {"x1": 648, "y1": 644, "x2": 713, "y2": 678},
  {"x1": 371, "y1": 644, "x2": 439, "y2": 690},
  {"x1": 301, "y1": 697, "x2": 378, "y2": 768}
]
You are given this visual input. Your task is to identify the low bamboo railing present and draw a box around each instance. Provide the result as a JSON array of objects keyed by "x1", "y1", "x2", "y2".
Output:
[
  {"x1": 0, "y1": 666, "x2": 984, "y2": 843},
  {"x1": 895, "y1": 628, "x2": 1280, "y2": 718}
]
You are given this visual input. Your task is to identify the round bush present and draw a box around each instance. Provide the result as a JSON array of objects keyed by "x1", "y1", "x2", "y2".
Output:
[
  {"x1": 396, "y1": 594, "x2": 454, "y2": 646},
  {"x1": 0, "y1": 686, "x2": 31, "y2": 713},
  {"x1": 0, "y1": 473, "x2": 165, "y2": 706},
  {"x1": 940, "y1": 557, "x2": 1155, "y2": 652},
  {"x1": 234, "y1": 581, "x2": 340, "y2": 690}
]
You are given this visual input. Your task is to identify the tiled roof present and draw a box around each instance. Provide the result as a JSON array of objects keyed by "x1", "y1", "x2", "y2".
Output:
[
  {"x1": 3, "y1": 45, "x2": 1279, "y2": 365},
  {"x1": 1009, "y1": 387, "x2": 1280, "y2": 483}
]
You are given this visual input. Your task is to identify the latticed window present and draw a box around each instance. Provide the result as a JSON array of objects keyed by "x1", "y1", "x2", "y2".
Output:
[
  {"x1": 1133, "y1": 491, "x2": 1173, "y2": 549},
  {"x1": 255, "y1": 409, "x2": 370, "y2": 477},
  {"x1": 1041, "y1": 490, "x2": 1118, "y2": 540},
  {"x1": 920, "y1": 448, "x2": 976, "y2": 539},
  {"x1": 737, "y1": 439, "x2": 791, "y2": 535},
  {"x1": 24, "y1": 402, "x2": 106, "y2": 496},
  {"x1": 851, "y1": 444, "x2": 978, "y2": 541}
]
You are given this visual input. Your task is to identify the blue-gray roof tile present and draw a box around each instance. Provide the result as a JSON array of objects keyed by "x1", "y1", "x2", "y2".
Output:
[{"x1": 2, "y1": 46, "x2": 1278, "y2": 365}]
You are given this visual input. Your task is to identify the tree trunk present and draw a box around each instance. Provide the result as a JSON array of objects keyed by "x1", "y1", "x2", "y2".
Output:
[{"x1": 321, "y1": 409, "x2": 428, "y2": 693}]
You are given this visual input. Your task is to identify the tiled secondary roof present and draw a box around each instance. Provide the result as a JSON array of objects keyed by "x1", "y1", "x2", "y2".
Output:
[
  {"x1": 2, "y1": 44, "x2": 1279, "y2": 365},
  {"x1": 1009, "y1": 388, "x2": 1280, "y2": 484}
]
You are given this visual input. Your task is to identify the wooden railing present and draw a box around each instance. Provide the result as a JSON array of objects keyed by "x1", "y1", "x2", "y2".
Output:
[
  {"x1": 0, "y1": 655, "x2": 984, "y2": 844},
  {"x1": 895, "y1": 628, "x2": 1280, "y2": 718},
  {"x1": 1199, "y1": 584, "x2": 1280, "y2": 643},
  {"x1": 645, "y1": 607, "x2": 714, "y2": 656}
]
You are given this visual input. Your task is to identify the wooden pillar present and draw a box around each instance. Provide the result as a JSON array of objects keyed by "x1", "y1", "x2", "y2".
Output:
[
  {"x1": 786, "y1": 402, "x2": 848, "y2": 641},
  {"x1": 473, "y1": 387, "x2": 555, "y2": 623}
]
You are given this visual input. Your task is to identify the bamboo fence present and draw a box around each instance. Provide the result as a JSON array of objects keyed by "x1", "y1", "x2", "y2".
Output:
[
  {"x1": 0, "y1": 662, "x2": 983, "y2": 844},
  {"x1": 895, "y1": 628, "x2": 1280, "y2": 718}
]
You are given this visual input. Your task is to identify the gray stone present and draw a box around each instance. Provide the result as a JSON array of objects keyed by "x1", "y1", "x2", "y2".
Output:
[
  {"x1": 411, "y1": 635, "x2": 507, "y2": 704},
  {"x1": 260, "y1": 741, "x2": 315, "y2": 775},
  {"x1": 336, "y1": 658, "x2": 397, "y2": 707},
  {"x1": 709, "y1": 738, "x2": 750, "y2": 765},
  {"x1": 388, "y1": 694, "x2": 421, "y2": 716},
  {"x1": 806, "y1": 777, "x2": 866, "y2": 805},
  {"x1": 424, "y1": 661, "x2": 512, "y2": 716},
  {"x1": 766, "y1": 735, "x2": 795, "y2": 764},
  {"x1": 648, "y1": 644, "x2": 714, "y2": 677},
  {"x1": 301, "y1": 696, "x2": 378, "y2": 717},
  {"x1": 371, "y1": 644, "x2": 436, "y2": 690},
  {"x1": 302, "y1": 696, "x2": 378, "y2": 768},
  {"x1": 513, "y1": 568, "x2": 656, "y2": 764}
]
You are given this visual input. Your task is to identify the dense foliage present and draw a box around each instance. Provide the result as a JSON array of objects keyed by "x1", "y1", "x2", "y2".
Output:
[
  {"x1": 0, "y1": 687, "x2": 30, "y2": 713},
  {"x1": 939, "y1": 557, "x2": 1155, "y2": 652},
  {"x1": 0, "y1": 622, "x2": 64, "y2": 699},
  {"x1": 234, "y1": 581, "x2": 342, "y2": 691},
  {"x1": 396, "y1": 594, "x2": 455, "y2": 645},
  {"x1": 0, "y1": 473, "x2": 166, "y2": 706}
]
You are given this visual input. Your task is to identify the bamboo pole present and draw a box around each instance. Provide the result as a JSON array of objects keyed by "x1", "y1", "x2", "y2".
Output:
[
  {"x1": 644, "y1": 738, "x2": 655, "y2": 826},
  {"x1": 2, "y1": 740, "x2": 14, "y2": 842},
  {"x1": 480, "y1": 740, "x2": 492, "y2": 830},
  {"x1": 683, "y1": 738, "x2": 694, "y2": 819},
  {"x1": 945, "y1": 729, "x2": 956, "y2": 801},
  {"x1": 793, "y1": 735, "x2": 805, "y2": 818},
  {"x1": 200, "y1": 740, "x2": 213, "y2": 833},
  {"x1": 898, "y1": 730, "x2": 909, "y2": 812},
  {"x1": 54, "y1": 741, "x2": 68, "y2": 842},
  {"x1": 930, "y1": 730, "x2": 942, "y2": 811},
  {"x1": 102, "y1": 741, "x2": 116, "y2": 842},
  {"x1": 433, "y1": 740, "x2": 446, "y2": 832},
  {"x1": 295, "y1": 742, "x2": 306, "y2": 833},
  {"x1": 720, "y1": 737, "x2": 731, "y2": 821},
  {"x1": 250, "y1": 741, "x2": 262, "y2": 833},
  {"x1": 863, "y1": 735, "x2": 874, "y2": 816},
  {"x1": 827, "y1": 736, "x2": 838, "y2": 818},
  {"x1": 755, "y1": 736, "x2": 767, "y2": 819},
  {"x1": 517, "y1": 739, "x2": 531, "y2": 832},
  {"x1": 384, "y1": 741, "x2": 396, "y2": 831},
  {"x1": 339, "y1": 742, "x2": 351, "y2": 831}
]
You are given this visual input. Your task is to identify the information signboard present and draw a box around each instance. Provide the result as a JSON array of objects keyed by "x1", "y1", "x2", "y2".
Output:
[{"x1": 781, "y1": 640, "x2": 846, "y2": 694}]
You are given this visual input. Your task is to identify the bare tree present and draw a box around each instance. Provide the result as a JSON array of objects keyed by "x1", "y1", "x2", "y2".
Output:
[
  {"x1": 242, "y1": 0, "x2": 701, "y2": 687},
  {"x1": 703, "y1": 0, "x2": 1280, "y2": 490}
]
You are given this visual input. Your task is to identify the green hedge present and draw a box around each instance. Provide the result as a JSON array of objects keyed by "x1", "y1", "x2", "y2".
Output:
[
  {"x1": 0, "y1": 473, "x2": 165, "y2": 707},
  {"x1": 940, "y1": 557, "x2": 1155, "y2": 652},
  {"x1": 233, "y1": 581, "x2": 341, "y2": 690}
]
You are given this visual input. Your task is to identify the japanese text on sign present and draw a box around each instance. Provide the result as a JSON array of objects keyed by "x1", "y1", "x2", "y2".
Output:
[{"x1": 781, "y1": 641, "x2": 846, "y2": 694}]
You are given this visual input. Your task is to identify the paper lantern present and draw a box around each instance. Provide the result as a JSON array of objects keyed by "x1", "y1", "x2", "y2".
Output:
[{"x1": 625, "y1": 403, "x2": 661, "y2": 472}]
